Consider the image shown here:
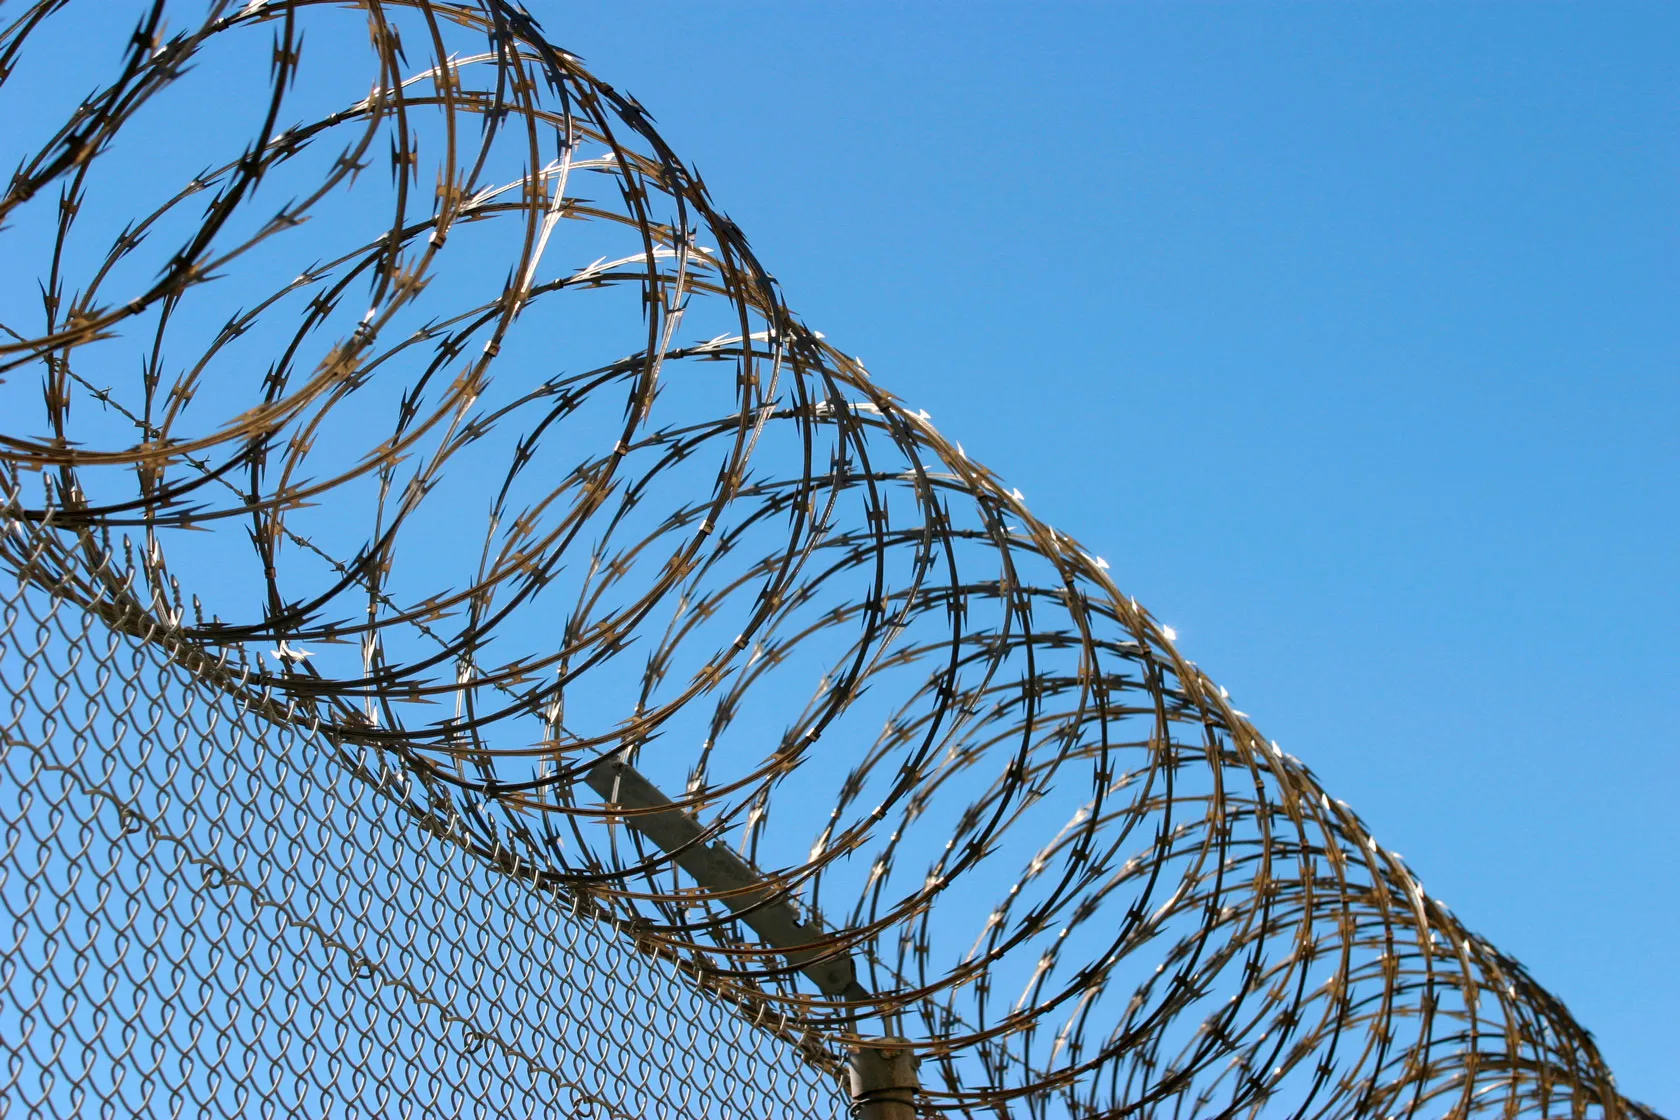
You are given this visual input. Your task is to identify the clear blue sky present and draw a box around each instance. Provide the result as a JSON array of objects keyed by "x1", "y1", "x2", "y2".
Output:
[{"x1": 542, "y1": 2, "x2": 1677, "y2": 1109}]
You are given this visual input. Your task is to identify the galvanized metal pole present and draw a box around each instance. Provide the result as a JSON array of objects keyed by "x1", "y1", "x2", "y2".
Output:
[
  {"x1": 584, "y1": 755, "x2": 921, "y2": 1116},
  {"x1": 847, "y1": 1039, "x2": 919, "y2": 1120},
  {"x1": 584, "y1": 754, "x2": 868, "y2": 998}
]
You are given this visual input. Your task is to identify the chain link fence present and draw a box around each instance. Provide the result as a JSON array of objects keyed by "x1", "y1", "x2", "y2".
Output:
[{"x1": 2, "y1": 515, "x2": 847, "y2": 1118}]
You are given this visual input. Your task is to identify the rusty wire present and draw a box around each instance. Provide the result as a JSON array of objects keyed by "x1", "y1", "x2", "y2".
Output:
[{"x1": 0, "y1": 1, "x2": 1662, "y2": 1116}]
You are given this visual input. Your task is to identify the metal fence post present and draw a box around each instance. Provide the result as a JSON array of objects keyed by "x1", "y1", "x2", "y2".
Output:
[
  {"x1": 848, "y1": 1038, "x2": 919, "y2": 1120},
  {"x1": 585, "y1": 756, "x2": 923, "y2": 1114}
]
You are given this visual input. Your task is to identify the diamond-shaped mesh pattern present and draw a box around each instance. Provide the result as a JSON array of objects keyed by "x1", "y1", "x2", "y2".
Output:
[{"x1": 1, "y1": 532, "x2": 846, "y2": 1118}]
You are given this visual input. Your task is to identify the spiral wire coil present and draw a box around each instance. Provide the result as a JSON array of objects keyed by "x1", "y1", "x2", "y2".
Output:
[{"x1": 0, "y1": 2, "x2": 1659, "y2": 1116}]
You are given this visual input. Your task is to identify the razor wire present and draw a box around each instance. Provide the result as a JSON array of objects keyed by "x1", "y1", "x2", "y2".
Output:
[{"x1": 0, "y1": 1, "x2": 1663, "y2": 1117}]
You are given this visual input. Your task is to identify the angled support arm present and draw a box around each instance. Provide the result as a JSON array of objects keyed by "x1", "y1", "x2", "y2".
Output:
[{"x1": 583, "y1": 755, "x2": 920, "y2": 1119}]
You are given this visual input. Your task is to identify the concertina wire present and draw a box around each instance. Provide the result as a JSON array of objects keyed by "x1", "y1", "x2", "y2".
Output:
[{"x1": 0, "y1": 1, "x2": 1658, "y2": 1116}]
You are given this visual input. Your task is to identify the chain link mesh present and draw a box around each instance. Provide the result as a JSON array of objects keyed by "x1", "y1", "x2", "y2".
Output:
[{"x1": 2, "y1": 520, "x2": 847, "y2": 1118}]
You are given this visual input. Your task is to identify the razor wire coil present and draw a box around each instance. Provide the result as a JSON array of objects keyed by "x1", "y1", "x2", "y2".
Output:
[{"x1": 0, "y1": 2, "x2": 1658, "y2": 1117}]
